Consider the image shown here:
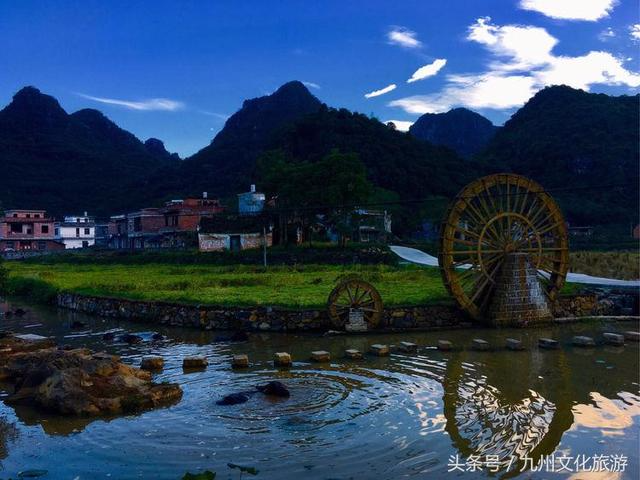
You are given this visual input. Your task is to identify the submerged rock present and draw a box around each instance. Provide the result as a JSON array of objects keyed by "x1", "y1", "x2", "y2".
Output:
[
  {"x1": 120, "y1": 333, "x2": 143, "y2": 344},
  {"x1": 217, "y1": 381, "x2": 291, "y2": 406},
  {"x1": 0, "y1": 334, "x2": 182, "y2": 416},
  {"x1": 256, "y1": 381, "x2": 290, "y2": 397}
]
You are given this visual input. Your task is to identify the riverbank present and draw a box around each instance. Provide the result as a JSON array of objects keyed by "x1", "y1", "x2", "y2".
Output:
[{"x1": 55, "y1": 291, "x2": 635, "y2": 332}]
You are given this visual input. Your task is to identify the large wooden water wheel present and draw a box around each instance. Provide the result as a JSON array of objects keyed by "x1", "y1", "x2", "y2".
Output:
[
  {"x1": 327, "y1": 278, "x2": 383, "y2": 331},
  {"x1": 438, "y1": 173, "x2": 569, "y2": 320}
]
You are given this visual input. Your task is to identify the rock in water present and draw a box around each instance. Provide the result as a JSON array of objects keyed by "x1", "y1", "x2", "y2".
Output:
[
  {"x1": 216, "y1": 393, "x2": 250, "y2": 405},
  {"x1": 256, "y1": 381, "x2": 290, "y2": 398},
  {"x1": 120, "y1": 333, "x2": 143, "y2": 344},
  {"x1": 0, "y1": 335, "x2": 182, "y2": 416},
  {"x1": 70, "y1": 320, "x2": 87, "y2": 329}
]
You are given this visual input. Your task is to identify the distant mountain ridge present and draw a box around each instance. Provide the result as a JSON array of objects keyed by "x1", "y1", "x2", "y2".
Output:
[
  {"x1": 409, "y1": 107, "x2": 498, "y2": 158},
  {"x1": 477, "y1": 85, "x2": 639, "y2": 224},
  {"x1": 0, "y1": 83, "x2": 635, "y2": 228},
  {"x1": 0, "y1": 86, "x2": 178, "y2": 216}
]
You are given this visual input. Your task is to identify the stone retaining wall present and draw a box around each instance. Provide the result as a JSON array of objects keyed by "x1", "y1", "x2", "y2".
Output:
[{"x1": 56, "y1": 292, "x2": 632, "y2": 332}]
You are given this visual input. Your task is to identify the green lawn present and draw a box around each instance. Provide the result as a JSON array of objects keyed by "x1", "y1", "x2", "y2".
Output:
[{"x1": 5, "y1": 262, "x2": 452, "y2": 309}]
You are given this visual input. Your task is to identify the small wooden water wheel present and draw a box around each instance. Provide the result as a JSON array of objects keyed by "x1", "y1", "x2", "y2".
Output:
[
  {"x1": 438, "y1": 173, "x2": 569, "y2": 320},
  {"x1": 327, "y1": 278, "x2": 383, "y2": 331}
]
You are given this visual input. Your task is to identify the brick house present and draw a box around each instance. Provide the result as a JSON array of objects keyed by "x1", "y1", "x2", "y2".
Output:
[
  {"x1": 108, "y1": 194, "x2": 224, "y2": 249},
  {"x1": 0, "y1": 209, "x2": 64, "y2": 251}
]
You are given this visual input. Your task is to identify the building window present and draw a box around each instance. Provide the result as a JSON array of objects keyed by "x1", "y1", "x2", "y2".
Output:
[
  {"x1": 84, "y1": 228, "x2": 90, "y2": 235},
  {"x1": 41, "y1": 225, "x2": 49, "y2": 234},
  {"x1": 10, "y1": 223, "x2": 21, "y2": 233},
  {"x1": 75, "y1": 227, "x2": 80, "y2": 237},
  {"x1": 37, "y1": 241, "x2": 46, "y2": 250},
  {"x1": 26, "y1": 214, "x2": 31, "y2": 218},
  {"x1": 55, "y1": 228, "x2": 59, "y2": 236},
  {"x1": 82, "y1": 240, "x2": 89, "y2": 248},
  {"x1": 12, "y1": 213, "x2": 17, "y2": 218}
]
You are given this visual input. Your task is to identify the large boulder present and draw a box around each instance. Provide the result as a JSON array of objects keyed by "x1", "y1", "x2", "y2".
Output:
[{"x1": 0, "y1": 335, "x2": 182, "y2": 416}]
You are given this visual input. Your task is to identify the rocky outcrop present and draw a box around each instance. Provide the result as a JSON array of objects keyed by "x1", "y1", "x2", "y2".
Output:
[{"x1": 0, "y1": 334, "x2": 182, "y2": 416}]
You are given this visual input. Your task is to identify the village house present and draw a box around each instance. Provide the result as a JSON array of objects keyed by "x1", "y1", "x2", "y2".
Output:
[
  {"x1": 108, "y1": 193, "x2": 224, "y2": 249},
  {"x1": 55, "y1": 212, "x2": 95, "y2": 249},
  {"x1": 0, "y1": 209, "x2": 64, "y2": 252},
  {"x1": 198, "y1": 186, "x2": 272, "y2": 252},
  {"x1": 198, "y1": 214, "x2": 273, "y2": 252}
]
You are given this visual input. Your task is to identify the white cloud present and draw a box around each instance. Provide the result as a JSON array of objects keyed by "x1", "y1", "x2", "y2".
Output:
[
  {"x1": 519, "y1": 0, "x2": 617, "y2": 21},
  {"x1": 467, "y1": 17, "x2": 557, "y2": 70},
  {"x1": 302, "y1": 81, "x2": 321, "y2": 89},
  {"x1": 630, "y1": 24, "x2": 640, "y2": 42},
  {"x1": 407, "y1": 59, "x2": 447, "y2": 83},
  {"x1": 390, "y1": 17, "x2": 640, "y2": 115},
  {"x1": 384, "y1": 120, "x2": 413, "y2": 131},
  {"x1": 598, "y1": 27, "x2": 616, "y2": 41},
  {"x1": 387, "y1": 27, "x2": 422, "y2": 48},
  {"x1": 364, "y1": 83, "x2": 397, "y2": 99},
  {"x1": 390, "y1": 73, "x2": 537, "y2": 113},
  {"x1": 198, "y1": 110, "x2": 229, "y2": 120},
  {"x1": 78, "y1": 93, "x2": 184, "y2": 111}
]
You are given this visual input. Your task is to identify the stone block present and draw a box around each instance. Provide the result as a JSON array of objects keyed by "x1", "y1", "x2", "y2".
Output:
[
  {"x1": 506, "y1": 338, "x2": 524, "y2": 350},
  {"x1": 370, "y1": 344, "x2": 389, "y2": 356},
  {"x1": 438, "y1": 340, "x2": 453, "y2": 351},
  {"x1": 472, "y1": 339, "x2": 490, "y2": 351},
  {"x1": 624, "y1": 331, "x2": 640, "y2": 342},
  {"x1": 232, "y1": 354, "x2": 249, "y2": 368},
  {"x1": 183, "y1": 356, "x2": 208, "y2": 369},
  {"x1": 398, "y1": 341, "x2": 418, "y2": 353},
  {"x1": 603, "y1": 332, "x2": 625, "y2": 346},
  {"x1": 141, "y1": 356, "x2": 164, "y2": 370},
  {"x1": 538, "y1": 338, "x2": 558, "y2": 349},
  {"x1": 572, "y1": 335, "x2": 595, "y2": 347},
  {"x1": 345, "y1": 349, "x2": 363, "y2": 359},
  {"x1": 274, "y1": 352, "x2": 292, "y2": 366},
  {"x1": 310, "y1": 350, "x2": 330, "y2": 362}
]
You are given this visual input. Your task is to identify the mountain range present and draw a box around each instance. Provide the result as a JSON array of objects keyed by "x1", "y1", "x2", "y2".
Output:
[{"x1": 0, "y1": 82, "x2": 637, "y2": 229}]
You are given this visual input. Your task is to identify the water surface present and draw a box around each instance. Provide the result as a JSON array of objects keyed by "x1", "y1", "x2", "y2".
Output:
[{"x1": 0, "y1": 300, "x2": 638, "y2": 479}]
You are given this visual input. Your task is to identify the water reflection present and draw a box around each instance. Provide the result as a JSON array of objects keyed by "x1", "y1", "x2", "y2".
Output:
[{"x1": 0, "y1": 299, "x2": 637, "y2": 479}]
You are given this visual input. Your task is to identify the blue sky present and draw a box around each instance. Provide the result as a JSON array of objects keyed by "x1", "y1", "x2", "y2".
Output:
[{"x1": 1, "y1": 0, "x2": 638, "y2": 157}]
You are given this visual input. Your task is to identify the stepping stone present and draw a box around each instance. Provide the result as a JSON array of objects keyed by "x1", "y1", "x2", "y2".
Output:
[
  {"x1": 624, "y1": 331, "x2": 640, "y2": 342},
  {"x1": 603, "y1": 332, "x2": 625, "y2": 346},
  {"x1": 345, "y1": 349, "x2": 363, "y2": 359},
  {"x1": 310, "y1": 350, "x2": 330, "y2": 362},
  {"x1": 183, "y1": 356, "x2": 208, "y2": 369},
  {"x1": 232, "y1": 354, "x2": 249, "y2": 368},
  {"x1": 398, "y1": 341, "x2": 418, "y2": 353},
  {"x1": 506, "y1": 338, "x2": 524, "y2": 350},
  {"x1": 141, "y1": 355, "x2": 164, "y2": 370},
  {"x1": 438, "y1": 340, "x2": 453, "y2": 351},
  {"x1": 472, "y1": 339, "x2": 490, "y2": 351},
  {"x1": 273, "y1": 352, "x2": 292, "y2": 367},
  {"x1": 539, "y1": 338, "x2": 559, "y2": 349},
  {"x1": 370, "y1": 344, "x2": 389, "y2": 356},
  {"x1": 572, "y1": 335, "x2": 595, "y2": 347}
]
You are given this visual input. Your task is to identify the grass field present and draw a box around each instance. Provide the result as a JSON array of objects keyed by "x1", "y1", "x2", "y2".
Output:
[
  {"x1": 5, "y1": 262, "x2": 453, "y2": 308},
  {"x1": 570, "y1": 251, "x2": 639, "y2": 280}
]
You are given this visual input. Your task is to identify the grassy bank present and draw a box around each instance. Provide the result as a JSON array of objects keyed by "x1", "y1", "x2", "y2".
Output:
[{"x1": 5, "y1": 262, "x2": 453, "y2": 308}]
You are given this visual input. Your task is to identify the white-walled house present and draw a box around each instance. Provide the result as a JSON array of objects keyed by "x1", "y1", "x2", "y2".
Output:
[{"x1": 55, "y1": 213, "x2": 96, "y2": 249}]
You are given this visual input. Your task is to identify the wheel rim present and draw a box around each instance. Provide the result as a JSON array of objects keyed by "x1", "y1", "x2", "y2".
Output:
[
  {"x1": 327, "y1": 279, "x2": 383, "y2": 330},
  {"x1": 438, "y1": 173, "x2": 569, "y2": 320}
]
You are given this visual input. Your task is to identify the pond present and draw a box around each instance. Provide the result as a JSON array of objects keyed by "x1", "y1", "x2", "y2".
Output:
[{"x1": 0, "y1": 299, "x2": 638, "y2": 479}]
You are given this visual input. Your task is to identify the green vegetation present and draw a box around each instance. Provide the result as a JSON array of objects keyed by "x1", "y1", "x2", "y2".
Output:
[
  {"x1": 5, "y1": 262, "x2": 452, "y2": 308},
  {"x1": 570, "y1": 251, "x2": 639, "y2": 280}
]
